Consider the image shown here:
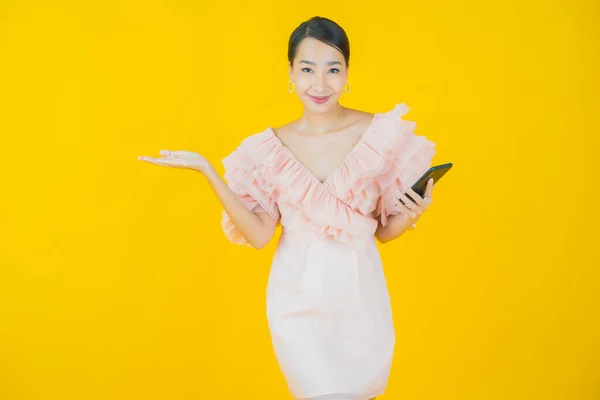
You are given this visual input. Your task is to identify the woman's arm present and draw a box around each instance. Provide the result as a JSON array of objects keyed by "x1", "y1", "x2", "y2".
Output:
[
  {"x1": 138, "y1": 149, "x2": 276, "y2": 249},
  {"x1": 203, "y1": 167, "x2": 277, "y2": 249},
  {"x1": 374, "y1": 214, "x2": 414, "y2": 244}
]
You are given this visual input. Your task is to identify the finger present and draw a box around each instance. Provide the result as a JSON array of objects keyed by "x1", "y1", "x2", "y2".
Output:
[
  {"x1": 161, "y1": 149, "x2": 193, "y2": 157},
  {"x1": 153, "y1": 158, "x2": 182, "y2": 167},
  {"x1": 397, "y1": 192, "x2": 422, "y2": 214},
  {"x1": 138, "y1": 156, "x2": 166, "y2": 163},
  {"x1": 138, "y1": 156, "x2": 181, "y2": 167},
  {"x1": 406, "y1": 187, "x2": 428, "y2": 209},
  {"x1": 393, "y1": 197, "x2": 418, "y2": 219}
]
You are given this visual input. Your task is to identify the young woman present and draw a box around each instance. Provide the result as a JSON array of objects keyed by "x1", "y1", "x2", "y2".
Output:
[{"x1": 139, "y1": 16, "x2": 437, "y2": 400}]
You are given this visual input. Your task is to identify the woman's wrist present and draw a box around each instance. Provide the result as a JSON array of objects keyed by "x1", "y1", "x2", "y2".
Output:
[
  {"x1": 377, "y1": 213, "x2": 417, "y2": 243},
  {"x1": 397, "y1": 213, "x2": 418, "y2": 232},
  {"x1": 197, "y1": 164, "x2": 219, "y2": 180}
]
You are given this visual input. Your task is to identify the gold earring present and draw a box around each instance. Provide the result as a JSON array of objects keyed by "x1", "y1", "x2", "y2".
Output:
[
  {"x1": 344, "y1": 82, "x2": 351, "y2": 93},
  {"x1": 287, "y1": 80, "x2": 295, "y2": 92}
]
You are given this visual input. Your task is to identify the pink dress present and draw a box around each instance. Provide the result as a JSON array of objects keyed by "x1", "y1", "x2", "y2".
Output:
[{"x1": 221, "y1": 103, "x2": 436, "y2": 400}]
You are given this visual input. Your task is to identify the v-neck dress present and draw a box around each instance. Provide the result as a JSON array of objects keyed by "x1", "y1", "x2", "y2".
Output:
[{"x1": 220, "y1": 103, "x2": 436, "y2": 400}]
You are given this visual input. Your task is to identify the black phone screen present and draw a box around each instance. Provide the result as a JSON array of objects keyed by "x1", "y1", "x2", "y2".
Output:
[{"x1": 402, "y1": 163, "x2": 453, "y2": 202}]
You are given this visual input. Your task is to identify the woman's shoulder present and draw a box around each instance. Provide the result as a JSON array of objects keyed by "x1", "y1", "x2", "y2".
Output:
[
  {"x1": 223, "y1": 127, "x2": 275, "y2": 162},
  {"x1": 347, "y1": 107, "x2": 375, "y2": 120},
  {"x1": 346, "y1": 107, "x2": 376, "y2": 131}
]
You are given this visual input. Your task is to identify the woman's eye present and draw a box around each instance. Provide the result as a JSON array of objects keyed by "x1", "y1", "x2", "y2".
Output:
[{"x1": 300, "y1": 67, "x2": 339, "y2": 73}]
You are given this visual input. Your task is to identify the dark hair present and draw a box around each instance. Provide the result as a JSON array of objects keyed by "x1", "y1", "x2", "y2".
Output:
[{"x1": 288, "y1": 16, "x2": 350, "y2": 68}]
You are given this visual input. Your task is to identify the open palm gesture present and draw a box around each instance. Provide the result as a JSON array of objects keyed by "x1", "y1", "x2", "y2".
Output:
[{"x1": 138, "y1": 150, "x2": 213, "y2": 174}]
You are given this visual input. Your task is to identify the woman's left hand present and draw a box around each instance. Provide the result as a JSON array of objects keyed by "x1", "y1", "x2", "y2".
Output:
[{"x1": 393, "y1": 178, "x2": 434, "y2": 224}]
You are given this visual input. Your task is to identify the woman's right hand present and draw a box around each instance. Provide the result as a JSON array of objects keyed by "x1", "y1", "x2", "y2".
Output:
[
  {"x1": 138, "y1": 150, "x2": 215, "y2": 175},
  {"x1": 139, "y1": 148, "x2": 275, "y2": 248}
]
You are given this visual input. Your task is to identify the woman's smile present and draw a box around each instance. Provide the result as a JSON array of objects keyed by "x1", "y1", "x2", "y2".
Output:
[{"x1": 308, "y1": 94, "x2": 331, "y2": 104}]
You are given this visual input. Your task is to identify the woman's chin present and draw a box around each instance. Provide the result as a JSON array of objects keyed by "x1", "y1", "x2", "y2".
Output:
[{"x1": 302, "y1": 98, "x2": 340, "y2": 112}]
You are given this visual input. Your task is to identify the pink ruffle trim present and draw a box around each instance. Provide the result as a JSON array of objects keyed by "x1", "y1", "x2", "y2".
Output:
[
  {"x1": 221, "y1": 133, "x2": 281, "y2": 246},
  {"x1": 220, "y1": 103, "x2": 436, "y2": 246},
  {"x1": 327, "y1": 103, "x2": 437, "y2": 226}
]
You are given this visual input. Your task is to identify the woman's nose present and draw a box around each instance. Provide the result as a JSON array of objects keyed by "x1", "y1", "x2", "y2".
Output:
[{"x1": 313, "y1": 73, "x2": 326, "y2": 91}]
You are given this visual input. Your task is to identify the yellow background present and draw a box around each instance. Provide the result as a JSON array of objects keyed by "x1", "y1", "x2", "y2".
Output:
[{"x1": 1, "y1": 0, "x2": 598, "y2": 399}]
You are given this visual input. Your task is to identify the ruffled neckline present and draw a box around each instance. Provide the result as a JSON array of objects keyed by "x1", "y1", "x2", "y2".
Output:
[
  {"x1": 263, "y1": 103, "x2": 412, "y2": 197},
  {"x1": 265, "y1": 111, "x2": 381, "y2": 187},
  {"x1": 220, "y1": 102, "x2": 435, "y2": 247}
]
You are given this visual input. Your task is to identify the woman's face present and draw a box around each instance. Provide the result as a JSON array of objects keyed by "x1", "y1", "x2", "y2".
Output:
[{"x1": 289, "y1": 37, "x2": 348, "y2": 113}]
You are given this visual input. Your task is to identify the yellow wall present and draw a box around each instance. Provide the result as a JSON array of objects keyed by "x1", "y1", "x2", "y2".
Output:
[{"x1": 1, "y1": 1, "x2": 598, "y2": 399}]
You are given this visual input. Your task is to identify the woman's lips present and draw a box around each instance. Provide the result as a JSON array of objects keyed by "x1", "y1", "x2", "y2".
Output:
[{"x1": 308, "y1": 95, "x2": 331, "y2": 104}]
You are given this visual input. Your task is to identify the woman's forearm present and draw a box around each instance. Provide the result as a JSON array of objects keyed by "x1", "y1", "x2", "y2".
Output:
[
  {"x1": 202, "y1": 167, "x2": 274, "y2": 248},
  {"x1": 375, "y1": 213, "x2": 414, "y2": 244}
]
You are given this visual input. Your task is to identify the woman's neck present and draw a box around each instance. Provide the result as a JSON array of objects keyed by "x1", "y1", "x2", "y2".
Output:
[{"x1": 298, "y1": 104, "x2": 348, "y2": 135}]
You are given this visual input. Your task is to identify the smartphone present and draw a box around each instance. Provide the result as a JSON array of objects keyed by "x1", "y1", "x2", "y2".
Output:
[{"x1": 403, "y1": 163, "x2": 453, "y2": 201}]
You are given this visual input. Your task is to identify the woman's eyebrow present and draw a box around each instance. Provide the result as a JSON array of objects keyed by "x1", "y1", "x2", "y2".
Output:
[{"x1": 299, "y1": 60, "x2": 342, "y2": 66}]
